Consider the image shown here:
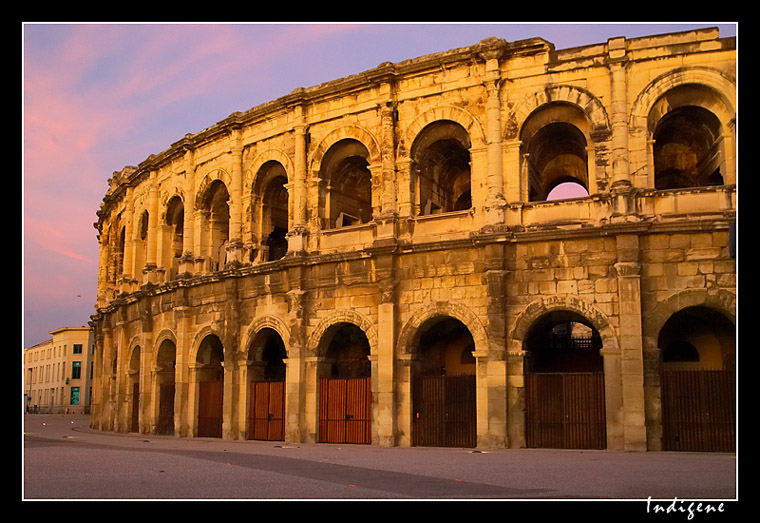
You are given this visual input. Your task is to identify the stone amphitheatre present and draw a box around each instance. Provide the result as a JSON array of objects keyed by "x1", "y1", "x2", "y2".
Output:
[{"x1": 90, "y1": 27, "x2": 736, "y2": 452}]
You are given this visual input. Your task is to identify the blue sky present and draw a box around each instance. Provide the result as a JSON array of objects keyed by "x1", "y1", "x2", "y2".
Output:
[{"x1": 22, "y1": 22, "x2": 737, "y2": 346}]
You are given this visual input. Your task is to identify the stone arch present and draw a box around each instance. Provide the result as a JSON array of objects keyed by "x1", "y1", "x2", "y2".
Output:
[
  {"x1": 629, "y1": 66, "x2": 736, "y2": 133},
  {"x1": 397, "y1": 301, "x2": 488, "y2": 357},
  {"x1": 243, "y1": 315, "x2": 292, "y2": 359},
  {"x1": 511, "y1": 84, "x2": 612, "y2": 139},
  {"x1": 195, "y1": 168, "x2": 233, "y2": 210},
  {"x1": 248, "y1": 148, "x2": 293, "y2": 195},
  {"x1": 509, "y1": 295, "x2": 619, "y2": 354},
  {"x1": 159, "y1": 186, "x2": 186, "y2": 223},
  {"x1": 642, "y1": 288, "x2": 736, "y2": 351},
  {"x1": 152, "y1": 329, "x2": 178, "y2": 368},
  {"x1": 629, "y1": 67, "x2": 736, "y2": 189},
  {"x1": 190, "y1": 324, "x2": 226, "y2": 362},
  {"x1": 403, "y1": 105, "x2": 486, "y2": 155},
  {"x1": 309, "y1": 125, "x2": 382, "y2": 174},
  {"x1": 307, "y1": 309, "x2": 378, "y2": 357},
  {"x1": 127, "y1": 335, "x2": 144, "y2": 363}
]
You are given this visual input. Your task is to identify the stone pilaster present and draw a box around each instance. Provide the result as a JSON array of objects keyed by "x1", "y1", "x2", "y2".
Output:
[{"x1": 615, "y1": 234, "x2": 647, "y2": 451}]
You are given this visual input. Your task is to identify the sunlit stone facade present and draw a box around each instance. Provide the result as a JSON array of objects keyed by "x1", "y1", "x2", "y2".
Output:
[{"x1": 90, "y1": 28, "x2": 736, "y2": 451}]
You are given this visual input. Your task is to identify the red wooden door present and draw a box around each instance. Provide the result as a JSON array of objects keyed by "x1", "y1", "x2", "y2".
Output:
[
  {"x1": 319, "y1": 377, "x2": 371, "y2": 444},
  {"x1": 412, "y1": 375, "x2": 476, "y2": 448},
  {"x1": 661, "y1": 370, "x2": 735, "y2": 452},
  {"x1": 131, "y1": 382, "x2": 139, "y2": 433},
  {"x1": 525, "y1": 372, "x2": 606, "y2": 449},
  {"x1": 157, "y1": 383, "x2": 175, "y2": 435},
  {"x1": 249, "y1": 381, "x2": 285, "y2": 441},
  {"x1": 197, "y1": 380, "x2": 223, "y2": 438}
]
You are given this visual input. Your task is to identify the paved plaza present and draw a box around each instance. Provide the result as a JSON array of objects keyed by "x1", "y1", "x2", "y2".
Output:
[{"x1": 22, "y1": 414, "x2": 738, "y2": 509}]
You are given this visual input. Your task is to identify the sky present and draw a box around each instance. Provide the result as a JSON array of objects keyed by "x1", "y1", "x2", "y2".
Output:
[{"x1": 21, "y1": 22, "x2": 737, "y2": 347}]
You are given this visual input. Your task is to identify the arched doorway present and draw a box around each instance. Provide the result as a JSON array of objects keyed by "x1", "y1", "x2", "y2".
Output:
[
  {"x1": 659, "y1": 306, "x2": 735, "y2": 451},
  {"x1": 155, "y1": 339, "x2": 176, "y2": 435},
  {"x1": 317, "y1": 323, "x2": 372, "y2": 444},
  {"x1": 247, "y1": 328, "x2": 287, "y2": 441},
  {"x1": 196, "y1": 334, "x2": 224, "y2": 438},
  {"x1": 411, "y1": 317, "x2": 476, "y2": 448},
  {"x1": 523, "y1": 311, "x2": 606, "y2": 449}
]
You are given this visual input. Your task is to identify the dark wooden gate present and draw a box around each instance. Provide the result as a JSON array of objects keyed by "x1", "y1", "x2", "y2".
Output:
[
  {"x1": 525, "y1": 372, "x2": 606, "y2": 449},
  {"x1": 319, "y1": 377, "x2": 371, "y2": 444},
  {"x1": 412, "y1": 375, "x2": 476, "y2": 448},
  {"x1": 197, "y1": 380, "x2": 223, "y2": 438},
  {"x1": 661, "y1": 370, "x2": 735, "y2": 452},
  {"x1": 249, "y1": 380, "x2": 285, "y2": 441},
  {"x1": 157, "y1": 383, "x2": 175, "y2": 435},
  {"x1": 131, "y1": 382, "x2": 139, "y2": 433}
]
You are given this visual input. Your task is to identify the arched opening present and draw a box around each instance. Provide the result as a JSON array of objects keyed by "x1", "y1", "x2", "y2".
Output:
[
  {"x1": 317, "y1": 323, "x2": 372, "y2": 444},
  {"x1": 523, "y1": 121, "x2": 589, "y2": 202},
  {"x1": 128, "y1": 346, "x2": 141, "y2": 433},
  {"x1": 200, "y1": 180, "x2": 230, "y2": 271},
  {"x1": 155, "y1": 339, "x2": 176, "y2": 436},
  {"x1": 648, "y1": 84, "x2": 729, "y2": 190},
  {"x1": 261, "y1": 172, "x2": 289, "y2": 261},
  {"x1": 134, "y1": 210, "x2": 149, "y2": 276},
  {"x1": 653, "y1": 105, "x2": 724, "y2": 189},
  {"x1": 411, "y1": 317, "x2": 476, "y2": 448},
  {"x1": 659, "y1": 306, "x2": 735, "y2": 451},
  {"x1": 319, "y1": 139, "x2": 372, "y2": 228},
  {"x1": 247, "y1": 328, "x2": 287, "y2": 441},
  {"x1": 523, "y1": 311, "x2": 606, "y2": 449},
  {"x1": 165, "y1": 196, "x2": 184, "y2": 279},
  {"x1": 412, "y1": 121, "x2": 472, "y2": 215},
  {"x1": 196, "y1": 334, "x2": 224, "y2": 438}
]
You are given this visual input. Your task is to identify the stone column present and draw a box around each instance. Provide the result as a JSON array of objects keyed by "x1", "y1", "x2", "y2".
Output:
[
  {"x1": 608, "y1": 37, "x2": 630, "y2": 191},
  {"x1": 506, "y1": 349, "x2": 527, "y2": 448},
  {"x1": 227, "y1": 127, "x2": 244, "y2": 266},
  {"x1": 222, "y1": 277, "x2": 242, "y2": 440},
  {"x1": 180, "y1": 147, "x2": 196, "y2": 275},
  {"x1": 91, "y1": 321, "x2": 111, "y2": 430},
  {"x1": 173, "y1": 304, "x2": 193, "y2": 438},
  {"x1": 615, "y1": 233, "x2": 647, "y2": 451},
  {"x1": 480, "y1": 49, "x2": 507, "y2": 227},
  {"x1": 286, "y1": 272, "x2": 308, "y2": 443},
  {"x1": 304, "y1": 356, "x2": 319, "y2": 443},
  {"x1": 121, "y1": 190, "x2": 135, "y2": 292},
  {"x1": 143, "y1": 171, "x2": 159, "y2": 284},
  {"x1": 479, "y1": 242, "x2": 508, "y2": 447},
  {"x1": 374, "y1": 250, "x2": 397, "y2": 446},
  {"x1": 287, "y1": 106, "x2": 309, "y2": 254},
  {"x1": 396, "y1": 353, "x2": 413, "y2": 447}
]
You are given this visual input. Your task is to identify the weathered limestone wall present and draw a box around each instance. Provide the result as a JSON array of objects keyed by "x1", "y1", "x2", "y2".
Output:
[{"x1": 90, "y1": 28, "x2": 736, "y2": 451}]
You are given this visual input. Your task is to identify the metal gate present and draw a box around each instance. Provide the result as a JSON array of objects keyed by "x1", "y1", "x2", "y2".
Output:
[
  {"x1": 157, "y1": 383, "x2": 175, "y2": 435},
  {"x1": 412, "y1": 375, "x2": 476, "y2": 448},
  {"x1": 197, "y1": 380, "x2": 223, "y2": 438},
  {"x1": 249, "y1": 380, "x2": 285, "y2": 441},
  {"x1": 525, "y1": 372, "x2": 606, "y2": 449},
  {"x1": 318, "y1": 377, "x2": 371, "y2": 444},
  {"x1": 661, "y1": 370, "x2": 735, "y2": 452},
  {"x1": 131, "y1": 382, "x2": 139, "y2": 433}
]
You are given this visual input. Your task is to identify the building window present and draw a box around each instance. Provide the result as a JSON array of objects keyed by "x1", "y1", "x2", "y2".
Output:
[
  {"x1": 72, "y1": 361, "x2": 82, "y2": 380},
  {"x1": 70, "y1": 387, "x2": 80, "y2": 406},
  {"x1": 73, "y1": 344, "x2": 83, "y2": 354}
]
